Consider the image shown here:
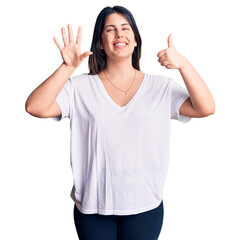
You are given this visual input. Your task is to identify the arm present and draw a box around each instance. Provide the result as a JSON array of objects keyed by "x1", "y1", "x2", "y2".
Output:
[
  {"x1": 178, "y1": 61, "x2": 215, "y2": 117},
  {"x1": 157, "y1": 34, "x2": 215, "y2": 118},
  {"x1": 25, "y1": 63, "x2": 76, "y2": 118},
  {"x1": 25, "y1": 24, "x2": 92, "y2": 118}
]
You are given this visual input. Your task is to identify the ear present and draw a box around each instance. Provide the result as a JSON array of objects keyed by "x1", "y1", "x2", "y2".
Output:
[{"x1": 135, "y1": 42, "x2": 137, "y2": 47}]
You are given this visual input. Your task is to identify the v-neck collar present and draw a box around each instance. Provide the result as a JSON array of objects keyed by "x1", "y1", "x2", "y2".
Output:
[{"x1": 95, "y1": 73, "x2": 147, "y2": 111}]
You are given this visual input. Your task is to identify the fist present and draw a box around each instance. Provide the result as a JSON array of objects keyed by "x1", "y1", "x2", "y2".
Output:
[{"x1": 157, "y1": 34, "x2": 188, "y2": 70}]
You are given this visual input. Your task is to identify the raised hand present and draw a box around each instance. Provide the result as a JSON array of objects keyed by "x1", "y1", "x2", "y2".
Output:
[
  {"x1": 157, "y1": 34, "x2": 189, "y2": 70},
  {"x1": 53, "y1": 24, "x2": 93, "y2": 68}
]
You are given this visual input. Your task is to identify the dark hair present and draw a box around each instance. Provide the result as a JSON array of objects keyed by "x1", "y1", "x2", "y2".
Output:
[{"x1": 88, "y1": 5, "x2": 142, "y2": 75}]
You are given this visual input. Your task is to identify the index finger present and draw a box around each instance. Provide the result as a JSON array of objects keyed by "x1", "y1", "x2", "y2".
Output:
[
  {"x1": 157, "y1": 49, "x2": 166, "y2": 58},
  {"x1": 76, "y1": 26, "x2": 82, "y2": 45}
]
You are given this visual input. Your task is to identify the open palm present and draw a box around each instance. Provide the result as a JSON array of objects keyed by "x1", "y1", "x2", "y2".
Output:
[{"x1": 53, "y1": 24, "x2": 92, "y2": 68}]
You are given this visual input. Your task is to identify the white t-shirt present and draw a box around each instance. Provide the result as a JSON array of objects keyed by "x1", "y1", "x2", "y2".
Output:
[{"x1": 53, "y1": 73, "x2": 191, "y2": 215}]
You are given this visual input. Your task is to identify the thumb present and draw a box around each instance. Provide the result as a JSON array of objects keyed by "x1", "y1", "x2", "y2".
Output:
[
  {"x1": 79, "y1": 51, "x2": 93, "y2": 61},
  {"x1": 168, "y1": 34, "x2": 174, "y2": 48}
]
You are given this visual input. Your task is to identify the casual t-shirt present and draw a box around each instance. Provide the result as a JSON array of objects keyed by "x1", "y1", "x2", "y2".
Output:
[{"x1": 52, "y1": 73, "x2": 191, "y2": 215}]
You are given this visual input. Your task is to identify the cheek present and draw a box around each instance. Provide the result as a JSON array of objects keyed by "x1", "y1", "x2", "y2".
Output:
[
  {"x1": 128, "y1": 33, "x2": 136, "y2": 41},
  {"x1": 101, "y1": 36, "x2": 111, "y2": 48}
]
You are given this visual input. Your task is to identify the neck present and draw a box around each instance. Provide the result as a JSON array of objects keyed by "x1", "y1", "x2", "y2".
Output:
[{"x1": 104, "y1": 57, "x2": 136, "y2": 80}]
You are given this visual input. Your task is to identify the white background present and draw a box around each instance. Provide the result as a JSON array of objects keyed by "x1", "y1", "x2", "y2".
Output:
[{"x1": 1, "y1": 0, "x2": 239, "y2": 239}]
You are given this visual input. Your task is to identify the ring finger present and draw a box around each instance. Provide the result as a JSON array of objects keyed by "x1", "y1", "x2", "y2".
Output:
[
  {"x1": 61, "y1": 27, "x2": 68, "y2": 46},
  {"x1": 159, "y1": 59, "x2": 169, "y2": 66}
]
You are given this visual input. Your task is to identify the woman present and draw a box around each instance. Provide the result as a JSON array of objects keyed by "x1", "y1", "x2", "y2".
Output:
[{"x1": 25, "y1": 5, "x2": 215, "y2": 240}]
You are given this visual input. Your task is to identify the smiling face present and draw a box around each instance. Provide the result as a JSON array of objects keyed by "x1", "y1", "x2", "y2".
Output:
[{"x1": 100, "y1": 13, "x2": 137, "y2": 60}]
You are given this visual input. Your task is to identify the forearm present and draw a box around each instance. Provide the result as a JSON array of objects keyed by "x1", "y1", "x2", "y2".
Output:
[
  {"x1": 179, "y1": 59, "x2": 215, "y2": 114},
  {"x1": 25, "y1": 63, "x2": 76, "y2": 115}
]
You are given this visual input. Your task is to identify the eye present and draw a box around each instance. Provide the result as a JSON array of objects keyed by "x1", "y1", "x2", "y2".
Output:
[{"x1": 106, "y1": 28, "x2": 130, "y2": 32}]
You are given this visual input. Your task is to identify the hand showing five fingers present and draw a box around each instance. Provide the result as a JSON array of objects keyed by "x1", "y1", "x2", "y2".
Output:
[{"x1": 53, "y1": 24, "x2": 93, "y2": 69}]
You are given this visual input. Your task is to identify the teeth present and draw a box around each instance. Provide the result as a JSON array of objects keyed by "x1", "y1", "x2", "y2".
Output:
[{"x1": 115, "y1": 43, "x2": 126, "y2": 46}]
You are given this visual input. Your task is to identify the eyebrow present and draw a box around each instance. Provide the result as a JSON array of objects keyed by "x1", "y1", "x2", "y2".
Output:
[{"x1": 104, "y1": 23, "x2": 130, "y2": 30}]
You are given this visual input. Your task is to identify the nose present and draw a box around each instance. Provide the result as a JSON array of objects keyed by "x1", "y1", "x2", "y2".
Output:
[{"x1": 115, "y1": 29, "x2": 124, "y2": 38}]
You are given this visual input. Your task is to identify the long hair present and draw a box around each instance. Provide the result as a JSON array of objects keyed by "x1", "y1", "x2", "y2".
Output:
[{"x1": 88, "y1": 5, "x2": 142, "y2": 75}]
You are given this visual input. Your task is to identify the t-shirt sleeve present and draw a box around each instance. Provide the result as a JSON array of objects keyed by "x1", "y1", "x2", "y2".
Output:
[
  {"x1": 52, "y1": 78, "x2": 72, "y2": 121},
  {"x1": 170, "y1": 78, "x2": 192, "y2": 123}
]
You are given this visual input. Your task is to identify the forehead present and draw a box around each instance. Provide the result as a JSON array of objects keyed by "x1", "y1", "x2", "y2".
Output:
[{"x1": 104, "y1": 13, "x2": 129, "y2": 26}]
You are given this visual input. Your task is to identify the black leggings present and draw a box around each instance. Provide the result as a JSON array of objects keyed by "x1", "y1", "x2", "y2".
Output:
[{"x1": 74, "y1": 201, "x2": 164, "y2": 240}]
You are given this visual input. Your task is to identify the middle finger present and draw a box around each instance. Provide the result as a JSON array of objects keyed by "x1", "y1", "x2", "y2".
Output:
[
  {"x1": 68, "y1": 24, "x2": 74, "y2": 43},
  {"x1": 158, "y1": 55, "x2": 167, "y2": 62}
]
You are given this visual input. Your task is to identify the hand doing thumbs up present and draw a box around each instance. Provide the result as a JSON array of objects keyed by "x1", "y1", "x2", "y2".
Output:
[{"x1": 157, "y1": 34, "x2": 188, "y2": 70}]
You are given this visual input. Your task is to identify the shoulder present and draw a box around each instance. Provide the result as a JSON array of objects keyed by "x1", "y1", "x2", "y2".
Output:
[
  {"x1": 69, "y1": 73, "x2": 96, "y2": 86},
  {"x1": 144, "y1": 72, "x2": 172, "y2": 86}
]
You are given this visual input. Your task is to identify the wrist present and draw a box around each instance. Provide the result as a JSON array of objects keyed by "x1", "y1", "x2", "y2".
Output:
[
  {"x1": 179, "y1": 58, "x2": 191, "y2": 71},
  {"x1": 61, "y1": 62, "x2": 77, "y2": 72}
]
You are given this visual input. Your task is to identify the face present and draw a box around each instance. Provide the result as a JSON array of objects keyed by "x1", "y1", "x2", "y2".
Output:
[{"x1": 100, "y1": 13, "x2": 137, "y2": 59}]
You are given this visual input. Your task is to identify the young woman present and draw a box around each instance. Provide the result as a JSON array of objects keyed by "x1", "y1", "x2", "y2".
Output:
[{"x1": 25, "y1": 5, "x2": 215, "y2": 240}]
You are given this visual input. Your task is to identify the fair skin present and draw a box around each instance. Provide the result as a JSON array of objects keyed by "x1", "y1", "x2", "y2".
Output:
[
  {"x1": 25, "y1": 25, "x2": 93, "y2": 117},
  {"x1": 25, "y1": 12, "x2": 215, "y2": 118},
  {"x1": 99, "y1": 13, "x2": 138, "y2": 82},
  {"x1": 100, "y1": 13, "x2": 215, "y2": 116},
  {"x1": 97, "y1": 13, "x2": 145, "y2": 107},
  {"x1": 157, "y1": 34, "x2": 215, "y2": 116}
]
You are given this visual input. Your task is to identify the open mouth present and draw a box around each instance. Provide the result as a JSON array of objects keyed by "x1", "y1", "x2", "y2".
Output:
[{"x1": 114, "y1": 43, "x2": 128, "y2": 48}]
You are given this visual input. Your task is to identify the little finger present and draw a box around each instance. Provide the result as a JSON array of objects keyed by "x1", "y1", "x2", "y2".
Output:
[{"x1": 53, "y1": 37, "x2": 63, "y2": 51}]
